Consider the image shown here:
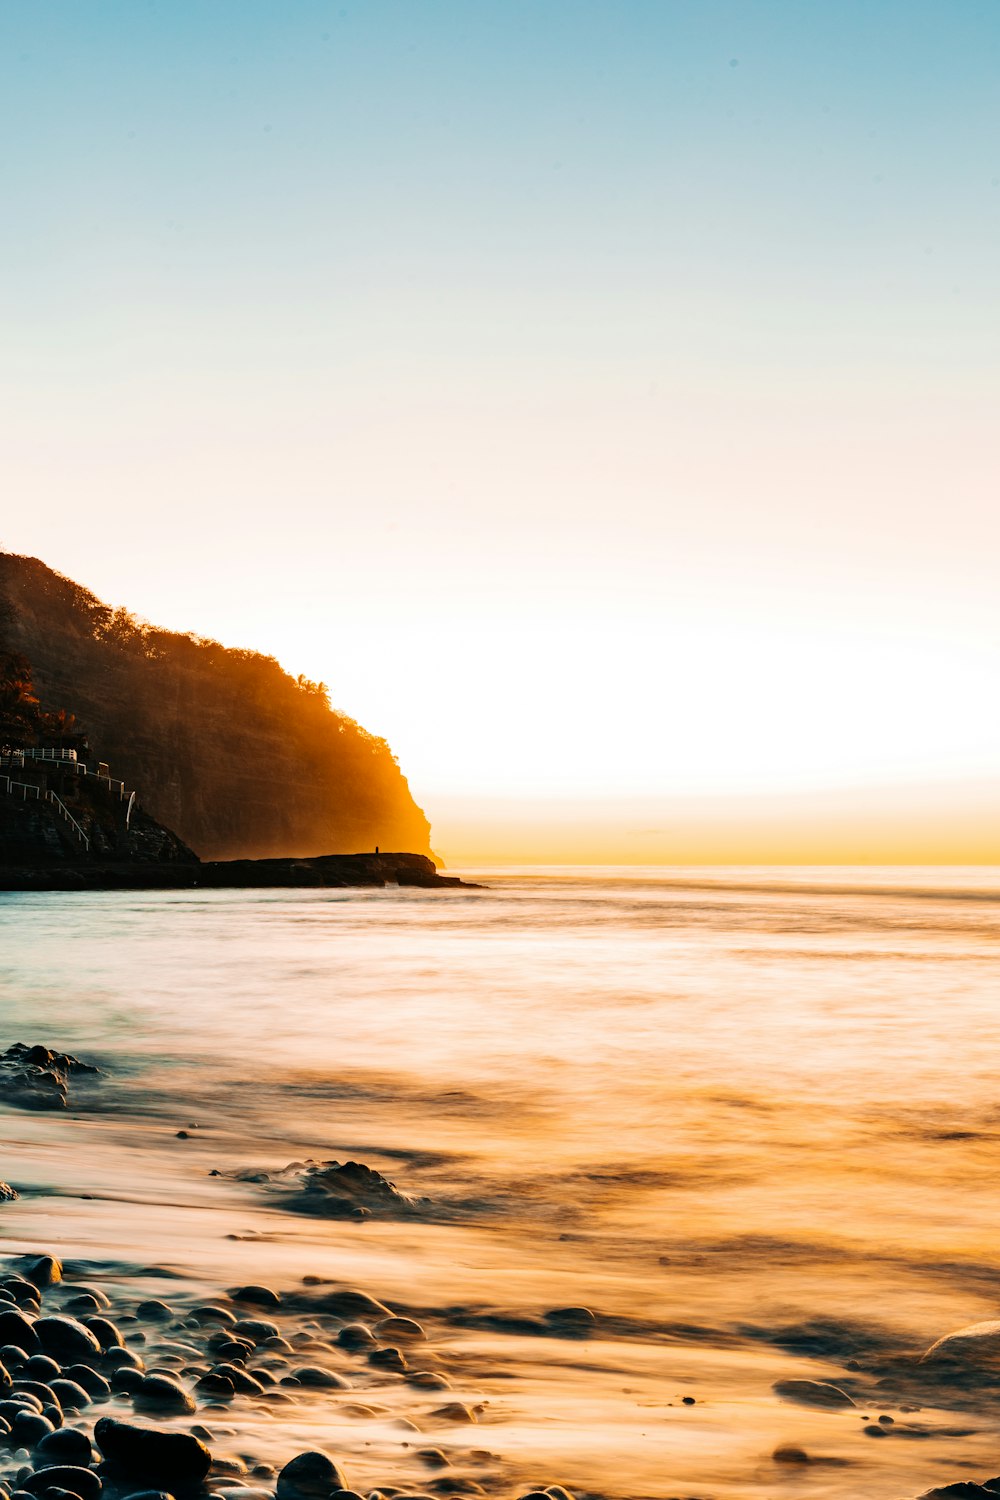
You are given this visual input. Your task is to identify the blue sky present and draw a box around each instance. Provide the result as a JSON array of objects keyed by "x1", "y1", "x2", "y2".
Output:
[{"x1": 1, "y1": 2, "x2": 998, "y2": 853}]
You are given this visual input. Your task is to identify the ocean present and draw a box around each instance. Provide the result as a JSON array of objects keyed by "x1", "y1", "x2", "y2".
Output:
[{"x1": 2, "y1": 867, "x2": 1000, "y2": 1499}]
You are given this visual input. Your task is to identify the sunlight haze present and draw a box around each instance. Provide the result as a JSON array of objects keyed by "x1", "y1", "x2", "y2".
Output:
[{"x1": 1, "y1": 0, "x2": 997, "y2": 859}]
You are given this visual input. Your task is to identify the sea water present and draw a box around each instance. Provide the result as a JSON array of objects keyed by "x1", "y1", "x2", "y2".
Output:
[{"x1": 2, "y1": 867, "x2": 1000, "y2": 1498}]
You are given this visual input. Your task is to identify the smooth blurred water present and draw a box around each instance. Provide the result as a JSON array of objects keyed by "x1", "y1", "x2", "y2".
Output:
[{"x1": 3, "y1": 867, "x2": 1000, "y2": 1498}]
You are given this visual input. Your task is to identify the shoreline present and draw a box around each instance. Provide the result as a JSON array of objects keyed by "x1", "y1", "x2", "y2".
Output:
[{"x1": 0, "y1": 852, "x2": 480, "y2": 893}]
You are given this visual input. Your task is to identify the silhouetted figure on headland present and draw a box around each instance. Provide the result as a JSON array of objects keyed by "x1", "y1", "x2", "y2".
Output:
[{"x1": 375, "y1": 845, "x2": 379, "y2": 855}]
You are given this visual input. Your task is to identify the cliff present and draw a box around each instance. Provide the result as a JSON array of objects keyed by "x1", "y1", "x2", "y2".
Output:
[{"x1": 0, "y1": 553, "x2": 433, "y2": 860}]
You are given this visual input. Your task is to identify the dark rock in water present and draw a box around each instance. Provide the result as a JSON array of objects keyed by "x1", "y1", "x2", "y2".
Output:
[
  {"x1": 135, "y1": 1299, "x2": 172, "y2": 1323},
  {"x1": 63, "y1": 1364, "x2": 109, "y2": 1398},
  {"x1": 312, "y1": 1289, "x2": 392, "y2": 1322},
  {"x1": 22, "y1": 1356, "x2": 59, "y2": 1383},
  {"x1": 0, "y1": 1311, "x2": 39, "y2": 1353},
  {"x1": 336, "y1": 1325, "x2": 376, "y2": 1352},
  {"x1": 103, "y1": 1347, "x2": 144, "y2": 1372},
  {"x1": 81, "y1": 1316, "x2": 123, "y2": 1350},
  {"x1": 109, "y1": 1367, "x2": 144, "y2": 1395},
  {"x1": 131, "y1": 1372, "x2": 196, "y2": 1415},
  {"x1": 195, "y1": 1371, "x2": 235, "y2": 1398},
  {"x1": 190, "y1": 1304, "x2": 237, "y2": 1327},
  {"x1": 919, "y1": 1486, "x2": 1000, "y2": 1499},
  {"x1": 48, "y1": 1379, "x2": 90, "y2": 1411},
  {"x1": 0, "y1": 1183, "x2": 17, "y2": 1203},
  {"x1": 276, "y1": 1450, "x2": 348, "y2": 1499},
  {"x1": 773, "y1": 1444, "x2": 810, "y2": 1464},
  {"x1": 22, "y1": 1468, "x2": 101, "y2": 1500},
  {"x1": 34, "y1": 1317, "x2": 101, "y2": 1362},
  {"x1": 94, "y1": 1416, "x2": 211, "y2": 1485},
  {"x1": 293, "y1": 1366, "x2": 351, "y2": 1389},
  {"x1": 368, "y1": 1346, "x2": 407, "y2": 1373},
  {"x1": 772, "y1": 1378, "x2": 856, "y2": 1409},
  {"x1": 20, "y1": 1255, "x2": 63, "y2": 1290},
  {"x1": 35, "y1": 1426, "x2": 93, "y2": 1465},
  {"x1": 118, "y1": 1494, "x2": 177, "y2": 1500},
  {"x1": 232, "y1": 1285, "x2": 281, "y2": 1308},
  {"x1": 1, "y1": 1049, "x2": 98, "y2": 1112},
  {"x1": 283, "y1": 1161, "x2": 421, "y2": 1220},
  {"x1": 12, "y1": 1377, "x2": 56, "y2": 1404},
  {"x1": 212, "y1": 1362, "x2": 263, "y2": 1396},
  {"x1": 232, "y1": 1318, "x2": 279, "y2": 1344},
  {"x1": 375, "y1": 1316, "x2": 425, "y2": 1343},
  {"x1": 11, "y1": 1408, "x2": 55, "y2": 1444},
  {"x1": 543, "y1": 1307, "x2": 595, "y2": 1336}
]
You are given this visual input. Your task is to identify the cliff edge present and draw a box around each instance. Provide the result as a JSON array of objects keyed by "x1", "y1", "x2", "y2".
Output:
[{"x1": 0, "y1": 553, "x2": 433, "y2": 861}]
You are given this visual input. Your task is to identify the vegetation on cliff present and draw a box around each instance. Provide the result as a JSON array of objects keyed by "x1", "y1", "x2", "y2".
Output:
[{"x1": 0, "y1": 552, "x2": 432, "y2": 859}]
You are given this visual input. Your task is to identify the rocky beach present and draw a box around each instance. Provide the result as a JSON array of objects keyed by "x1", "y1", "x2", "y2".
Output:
[{"x1": 4, "y1": 871, "x2": 1000, "y2": 1500}]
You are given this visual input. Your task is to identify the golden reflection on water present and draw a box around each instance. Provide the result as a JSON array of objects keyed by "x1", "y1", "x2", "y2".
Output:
[{"x1": 2, "y1": 867, "x2": 1000, "y2": 1498}]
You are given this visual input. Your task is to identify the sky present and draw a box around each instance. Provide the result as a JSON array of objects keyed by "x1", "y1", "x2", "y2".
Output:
[{"x1": 1, "y1": 1, "x2": 998, "y2": 860}]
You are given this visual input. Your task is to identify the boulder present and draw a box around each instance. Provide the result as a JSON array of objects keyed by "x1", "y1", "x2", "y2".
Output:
[{"x1": 94, "y1": 1416, "x2": 211, "y2": 1485}]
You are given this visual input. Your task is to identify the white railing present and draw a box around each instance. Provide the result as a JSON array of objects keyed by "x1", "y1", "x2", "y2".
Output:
[
  {"x1": 20, "y1": 748, "x2": 78, "y2": 763},
  {"x1": 0, "y1": 776, "x2": 90, "y2": 852}
]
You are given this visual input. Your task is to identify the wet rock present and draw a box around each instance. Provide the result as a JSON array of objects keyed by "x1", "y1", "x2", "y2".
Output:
[
  {"x1": 407, "y1": 1372, "x2": 450, "y2": 1390},
  {"x1": 109, "y1": 1367, "x2": 144, "y2": 1395},
  {"x1": 375, "y1": 1317, "x2": 425, "y2": 1343},
  {"x1": 543, "y1": 1307, "x2": 595, "y2": 1337},
  {"x1": 233, "y1": 1319, "x2": 279, "y2": 1344},
  {"x1": 773, "y1": 1444, "x2": 810, "y2": 1464},
  {"x1": 81, "y1": 1317, "x2": 123, "y2": 1350},
  {"x1": 94, "y1": 1416, "x2": 212, "y2": 1485},
  {"x1": 34, "y1": 1427, "x2": 93, "y2": 1465},
  {"x1": 135, "y1": 1300, "x2": 172, "y2": 1323},
  {"x1": 772, "y1": 1379, "x2": 856, "y2": 1409},
  {"x1": 918, "y1": 1486, "x2": 1000, "y2": 1499},
  {"x1": 22, "y1": 1356, "x2": 59, "y2": 1383},
  {"x1": 190, "y1": 1306, "x2": 237, "y2": 1327},
  {"x1": 34, "y1": 1319, "x2": 100, "y2": 1363},
  {"x1": 102, "y1": 1348, "x2": 144, "y2": 1372},
  {"x1": 48, "y1": 1379, "x2": 90, "y2": 1411},
  {"x1": 275, "y1": 1450, "x2": 347, "y2": 1498},
  {"x1": 417, "y1": 1450, "x2": 449, "y2": 1468},
  {"x1": 20, "y1": 1257, "x2": 62, "y2": 1291},
  {"x1": 63, "y1": 1365, "x2": 109, "y2": 1398},
  {"x1": 0, "y1": 1056, "x2": 98, "y2": 1116},
  {"x1": 429, "y1": 1403, "x2": 477, "y2": 1423},
  {"x1": 0, "y1": 1184, "x2": 17, "y2": 1203},
  {"x1": 335, "y1": 1325, "x2": 375, "y2": 1352},
  {"x1": 10, "y1": 1410, "x2": 54, "y2": 1444},
  {"x1": 367, "y1": 1347, "x2": 407, "y2": 1373},
  {"x1": 132, "y1": 1373, "x2": 196, "y2": 1415},
  {"x1": 21, "y1": 1468, "x2": 101, "y2": 1500},
  {"x1": 283, "y1": 1161, "x2": 420, "y2": 1220},
  {"x1": 232, "y1": 1286, "x2": 281, "y2": 1309},
  {"x1": 196, "y1": 1371, "x2": 236, "y2": 1398},
  {"x1": 544, "y1": 1490, "x2": 576, "y2": 1500},
  {"x1": 0, "y1": 1313, "x2": 39, "y2": 1353},
  {"x1": 212, "y1": 1363, "x2": 263, "y2": 1395},
  {"x1": 314, "y1": 1289, "x2": 392, "y2": 1323},
  {"x1": 292, "y1": 1367, "x2": 351, "y2": 1389},
  {"x1": 923, "y1": 1322, "x2": 1000, "y2": 1366}
]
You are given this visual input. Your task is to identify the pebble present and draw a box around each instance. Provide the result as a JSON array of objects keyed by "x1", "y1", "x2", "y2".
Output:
[
  {"x1": 276, "y1": 1450, "x2": 348, "y2": 1498},
  {"x1": 772, "y1": 1378, "x2": 856, "y2": 1409},
  {"x1": 233, "y1": 1286, "x2": 282, "y2": 1308},
  {"x1": 132, "y1": 1372, "x2": 197, "y2": 1414},
  {"x1": 292, "y1": 1366, "x2": 351, "y2": 1389},
  {"x1": 34, "y1": 1318, "x2": 101, "y2": 1362},
  {"x1": 34, "y1": 1426, "x2": 93, "y2": 1465},
  {"x1": 21, "y1": 1468, "x2": 101, "y2": 1500}
]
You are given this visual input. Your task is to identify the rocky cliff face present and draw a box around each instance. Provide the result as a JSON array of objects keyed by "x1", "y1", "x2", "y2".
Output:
[{"x1": 0, "y1": 553, "x2": 432, "y2": 860}]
